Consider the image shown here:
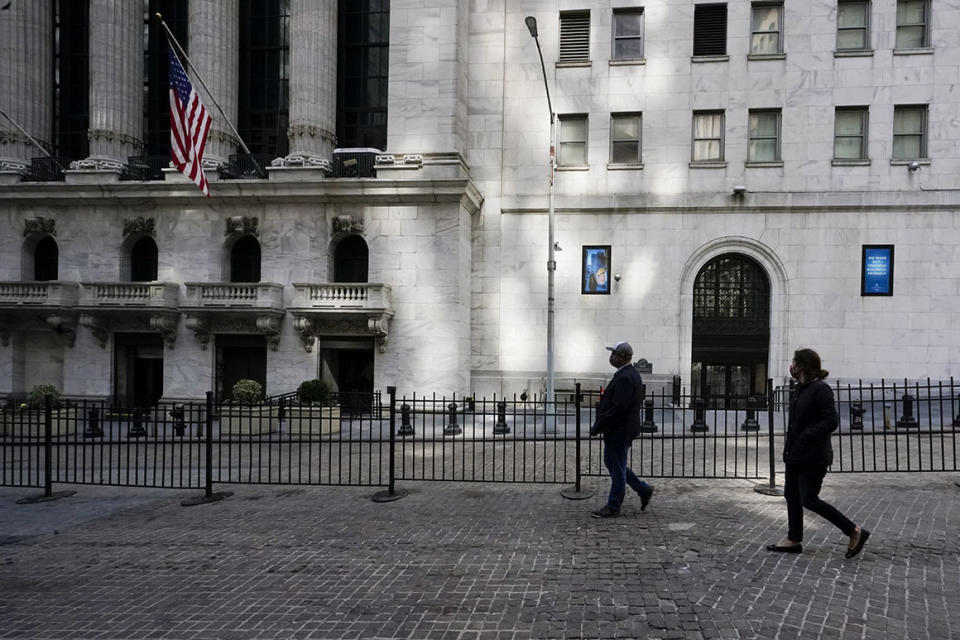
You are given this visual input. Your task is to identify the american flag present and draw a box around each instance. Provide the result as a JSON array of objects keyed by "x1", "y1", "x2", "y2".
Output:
[{"x1": 168, "y1": 43, "x2": 212, "y2": 196}]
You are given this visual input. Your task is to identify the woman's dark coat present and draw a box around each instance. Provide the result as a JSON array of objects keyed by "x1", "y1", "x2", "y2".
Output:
[{"x1": 783, "y1": 379, "x2": 838, "y2": 467}]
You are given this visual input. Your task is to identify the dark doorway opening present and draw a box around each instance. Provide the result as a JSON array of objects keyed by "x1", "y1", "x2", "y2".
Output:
[
  {"x1": 230, "y1": 235, "x2": 261, "y2": 283},
  {"x1": 691, "y1": 253, "x2": 770, "y2": 408},
  {"x1": 130, "y1": 236, "x2": 159, "y2": 282},
  {"x1": 333, "y1": 235, "x2": 369, "y2": 283},
  {"x1": 34, "y1": 236, "x2": 59, "y2": 281},
  {"x1": 319, "y1": 338, "x2": 375, "y2": 416},
  {"x1": 114, "y1": 333, "x2": 164, "y2": 407},
  {"x1": 216, "y1": 334, "x2": 267, "y2": 402}
]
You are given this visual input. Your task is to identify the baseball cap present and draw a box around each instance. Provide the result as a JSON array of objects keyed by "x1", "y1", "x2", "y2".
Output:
[{"x1": 605, "y1": 341, "x2": 633, "y2": 357}]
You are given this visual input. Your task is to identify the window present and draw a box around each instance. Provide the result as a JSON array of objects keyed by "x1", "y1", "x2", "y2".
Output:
[
  {"x1": 895, "y1": 0, "x2": 928, "y2": 49},
  {"x1": 54, "y1": 0, "x2": 89, "y2": 160},
  {"x1": 612, "y1": 9, "x2": 643, "y2": 60},
  {"x1": 750, "y1": 3, "x2": 782, "y2": 55},
  {"x1": 130, "y1": 237, "x2": 159, "y2": 282},
  {"x1": 558, "y1": 115, "x2": 588, "y2": 166},
  {"x1": 334, "y1": 235, "x2": 369, "y2": 283},
  {"x1": 748, "y1": 110, "x2": 780, "y2": 162},
  {"x1": 559, "y1": 11, "x2": 590, "y2": 63},
  {"x1": 34, "y1": 237, "x2": 59, "y2": 282},
  {"x1": 893, "y1": 105, "x2": 927, "y2": 159},
  {"x1": 837, "y1": 0, "x2": 870, "y2": 51},
  {"x1": 230, "y1": 236, "x2": 262, "y2": 283},
  {"x1": 834, "y1": 107, "x2": 868, "y2": 160},
  {"x1": 239, "y1": 0, "x2": 290, "y2": 158},
  {"x1": 609, "y1": 113, "x2": 642, "y2": 164},
  {"x1": 693, "y1": 4, "x2": 727, "y2": 56},
  {"x1": 144, "y1": 1, "x2": 187, "y2": 157},
  {"x1": 337, "y1": 0, "x2": 390, "y2": 149},
  {"x1": 692, "y1": 111, "x2": 724, "y2": 162}
]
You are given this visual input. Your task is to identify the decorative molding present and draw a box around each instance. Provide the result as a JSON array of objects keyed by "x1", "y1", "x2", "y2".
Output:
[
  {"x1": 0, "y1": 130, "x2": 51, "y2": 151},
  {"x1": 0, "y1": 159, "x2": 29, "y2": 173},
  {"x1": 271, "y1": 154, "x2": 332, "y2": 171},
  {"x1": 79, "y1": 314, "x2": 109, "y2": 348},
  {"x1": 208, "y1": 129, "x2": 240, "y2": 147},
  {"x1": 332, "y1": 216, "x2": 364, "y2": 236},
  {"x1": 70, "y1": 158, "x2": 126, "y2": 171},
  {"x1": 122, "y1": 216, "x2": 156, "y2": 238},
  {"x1": 375, "y1": 154, "x2": 423, "y2": 169},
  {"x1": 149, "y1": 314, "x2": 178, "y2": 349},
  {"x1": 293, "y1": 316, "x2": 316, "y2": 352},
  {"x1": 368, "y1": 316, "x2": 390, "y2": 353},
  {"x1": 45, "y1": 314, "x2": 77, "y2": 347},
  {"x1": 23, "y1": 216, "x2": 56, "y2": 237},
  {"x1": 87, "y1": 129, "x2": 144, "y2": 151},
  {"x1": 256, "y1": 316, "x2": 282, "y2": 351},
  {"x1": 184, "y1": 316, "x2": 210, "y2": 350},
  {"x1": 287, "y1": 123, "x2": 337, "y2": 145},
  {"x1": 225, "y1": 216, "x2": 259, "y2": 237}
]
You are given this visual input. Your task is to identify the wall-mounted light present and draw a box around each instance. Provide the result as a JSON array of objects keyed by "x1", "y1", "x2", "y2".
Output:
[
  {"x1": 614, "y1": 273, "x2": 621, "y2": 282},
  {"x1": 553, "y1": 241, "x2": 562, "y2": 251},
  {"x1": 908, "y1": 161, "x2": 920, "y2": 172},
  {"x1": 732, "y1": 185, "x2": 747, "y2": 195}
]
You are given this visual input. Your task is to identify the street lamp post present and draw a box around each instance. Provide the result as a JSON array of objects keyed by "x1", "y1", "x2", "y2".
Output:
[{"x1": 525, "y1": 16, "x2": 556, "y2": 431}]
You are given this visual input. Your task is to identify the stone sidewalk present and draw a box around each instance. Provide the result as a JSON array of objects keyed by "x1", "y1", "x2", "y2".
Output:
[{"x1": 0, "y1": 473, "x2": 957, "y2": 640}]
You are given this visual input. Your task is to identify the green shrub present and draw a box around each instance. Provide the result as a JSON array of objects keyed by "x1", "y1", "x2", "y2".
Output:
[
  {"x1": 297, "y1": 379, "x2": 332, "y2": 406},
  {"x1": 27, "y1": 384, "x2": 60, "y2": 408},
  {"x1": 231, "y1": 379, "x2": 263, "y2": 404}
]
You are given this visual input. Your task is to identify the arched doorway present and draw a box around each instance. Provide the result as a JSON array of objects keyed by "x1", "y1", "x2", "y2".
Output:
[
  {"x1": 230, "y1": 235, "x2": 261, "y2": 282},
  {"x1": 333, "y1": 234, "x2": 368, "y2": 283},
  {"x1": 691, "y1": 253, "x2": 770, "y2": 406},
  {"x1": 34, "y1": 236, "x2": 59, "y2": 281},
  {"x1": 130, "y1": 236, "x2": 158, "y2": 282}
]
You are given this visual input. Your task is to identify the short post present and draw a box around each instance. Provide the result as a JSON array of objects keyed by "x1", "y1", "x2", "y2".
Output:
[
  {"x1": 16, "y1": 396, "x2": 76, "y2": 503},
  {"x1": 493, "y1": 400, "x2": 510, "y2": 434},
  {"x1": 849, "y1": 402, "x2": 865, "y2": 430},
  {"x1": 83, "y1": 406, "x2": 103, "y2": 438},
  {"x1": 560, "y1": 382, "x2": 594, "y2": 500},
  {"x1": 444, "y1": 400, "x2": 462, "y2": 435},
  {"x1": 740, "y1": 397, "x2": 760, "y2": 431},
  {"x1": 171, "y1": 404, "x2": 186, "y2": 436},
  {"x1": 896, "y1": 393, "x2": 919, "y2": 428},
  {"x1": 373, "y1": 386, "x2": 408, "y2": 502},
  {"x1": 883, "y1": 403, "x2": 892, "y2": 430},
  {"x1": 639, "y1": 398, "x2": 658, "y2": 432},
  {"x1": 277, "y1": 396, "x2": 286, "y2": 429},
  {"x1": 128, "y1": 406, "x2": 147, "y2": 438},
  {"x1": 755, "y1": 379, "x2": 784, "y2": 495},
  {"x1": 689, "y1": 397, "x2": 708, "y2": 432},
  {"x1": 953, "y1": 394, "x2": 960, "y2": 428},
  {"x1": 398, "y1": 401, "x2": 415, "y2": 436},
  {"x1": 671, "y1": 375, "x2": 681, "y2": 406},
  {"x1": 181, "y1": 391, "x2": 231, "y2": 506}
]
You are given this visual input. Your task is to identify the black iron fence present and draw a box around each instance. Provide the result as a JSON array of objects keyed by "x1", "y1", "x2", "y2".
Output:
[{"x1": 2, "y1": 380, "x2": 958, "y2": 501}]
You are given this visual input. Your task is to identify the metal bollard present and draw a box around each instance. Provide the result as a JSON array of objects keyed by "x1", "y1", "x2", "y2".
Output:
[
  {"x1": 444, "y1": 401, "x2": 462, "y2": 435},
  {"x1": 690, "y1": 397, "x2": 709, "y2": 432},
  {"x1": 171, "y1": 404, "x2": 186, "y2": 436},
  {"x1": 849, "y1": 403, "x2": 865, "y2": 430},
  {"x1": 883, "y1": 404, "x2": 892, "y2": 430},
  {"x1": 398, "y1": 402, "x2": 415, "y2": 436},
  {"x1": 740, "y1": 397, "x2": 760, "y2": 431},
  {"x1": 84, "y1": 407, "x2": 103, "y2": 438},
  {"x1": 953, "y1": 394, "x2": 960, "y2": 428},
  {"x1": 896, "y1": 393, "x2": 919, "y2": 428},
  {"x1": 671, "y1": 375, "x2": 681, "y2": 406},
  {"x1": 639, "y1": 398, "x2": 657, "y2": 432},
  {"x1": 493, "y1": 400, "x2": 510, "y2": 434},
  {"x1": 128, "y1": 407, "x2": 147, "y2": 438}
]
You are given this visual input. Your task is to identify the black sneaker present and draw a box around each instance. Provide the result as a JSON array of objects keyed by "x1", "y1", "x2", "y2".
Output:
[
  {"x1": 640, "y1": 485, "x2": 654, "y2": 512},
  {"x1": 591, "y1": 505, "x2": 620, "y2": 518}
]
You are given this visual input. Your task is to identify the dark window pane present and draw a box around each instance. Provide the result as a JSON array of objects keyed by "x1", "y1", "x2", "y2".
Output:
[{"x1": 34, "y1": 237, "x2": 59, "y2": 281}]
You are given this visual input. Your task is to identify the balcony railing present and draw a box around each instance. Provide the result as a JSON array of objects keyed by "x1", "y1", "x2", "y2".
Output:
[
  {"x1": 290, "y1": 283, "x2": 392, "y2": 311},
  {"x1": 182, "y1": 282, "x2": 284, "y2": 311},
  {"x1": 78, "y1": 282, "x2": 179, "y2": 309},
  {"x1": 0, "y1": 281, "x2": 80, "y2": 307}
]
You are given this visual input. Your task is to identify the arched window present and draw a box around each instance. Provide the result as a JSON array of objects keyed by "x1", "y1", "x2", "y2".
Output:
[
  {"x1": 334, "y1": 235, "x2": 369, "y2": 283},
  {"x1": 691, "y1": 253, "x2": 770, "y2": 404},
  {"x1": 34, "y1": 236, "x2": 59, "y2": 281},
  {"x1": 230, "y1": 235, "x2": 261, "y2": 283},
  {"x1": 130, "y1": 236, "x2": 159, "y2": 282}
]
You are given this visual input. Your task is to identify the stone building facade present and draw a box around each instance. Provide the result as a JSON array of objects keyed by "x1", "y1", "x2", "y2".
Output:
[{"x1": 1, "y1": 0, "x2": 958, "y2": 404}]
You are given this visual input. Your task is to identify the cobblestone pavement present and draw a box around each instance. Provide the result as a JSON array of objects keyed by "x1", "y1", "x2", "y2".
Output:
[{"x1": 0, "y1": 473, "x2": 958, "y2": 640}]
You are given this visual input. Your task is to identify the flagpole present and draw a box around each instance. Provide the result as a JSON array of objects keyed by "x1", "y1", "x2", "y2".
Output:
[
  {"x1": 0, "y1": 107, "x2": 67, "y2": 172},
  {"x1": 155, "y1": 13, "x2": 263, "y2": 175}
]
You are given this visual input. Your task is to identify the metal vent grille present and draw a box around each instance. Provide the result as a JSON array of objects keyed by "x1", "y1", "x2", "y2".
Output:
[
  {"x1": 559, "y1": 12, "x2": 590, "y2": 62},
  {"x1": 694, "y1": 4, "x2": 727, "y2": 56}
]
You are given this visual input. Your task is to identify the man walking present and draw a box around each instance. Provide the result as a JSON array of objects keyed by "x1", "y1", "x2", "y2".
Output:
[{"x1": 590, "y1": 341, "x2": 654, "y2": 518}]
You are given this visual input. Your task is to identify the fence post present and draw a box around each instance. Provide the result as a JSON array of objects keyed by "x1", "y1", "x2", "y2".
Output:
[
  {"x1": 896, "y1": 393, "x2": 919, "y2": 428},
  {"x1": 444, "y1": 400, "x2": 461, "y2": 435},
  {"x1": 374, "y1": 386, "x2": 408, "y2": 502},
  {"x1": 16, "y1": 395, "x2": 75, "y2": 504},
  {"x1": 493, "y1": 400, "x2": 510, "y2": 434},
  {"x1": 640, "y1": 398, "x2": 658, "y2": 432},
  {"x1": 561, "y1": 382, "x2": 594, "y2": 500},
  {"x1": 128, "y1": 406, "x2": 147, "y2": 438},
  {"x1": 754, "y1": 379, "x2": 783, "y2": 496},
  {"x1": 84, "y1": 406, "x2": 103, "y2": 438},
  {"x1": 398, "y1": 401, "x2": 415, "y2": 436},
  {"x1": 672, "y1": 375, "x2": 682, "y2": 406},
  {"x1": 689, "y1": 397, "x2": 708, "y2": 432},
  {"x1": 849, "y1": 402, "x2": 865, "y2": 430},
  {"x1": 181, "y1": 392, "x2": 231, "y2": 506},
  {"x1": 740, "y1": 397, "x2": 760, "y2": 431}
]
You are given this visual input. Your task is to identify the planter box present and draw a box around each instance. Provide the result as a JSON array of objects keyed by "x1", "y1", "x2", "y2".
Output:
[
  {"x1": 2, "y1": 408, "x2": 79, "y2": 438},
  {"x1": 220, "y1": 406, "x2": 278, "y2": 435},
  {"x1": 284, "y1": 405, "x2": 341, "y2": 435}
]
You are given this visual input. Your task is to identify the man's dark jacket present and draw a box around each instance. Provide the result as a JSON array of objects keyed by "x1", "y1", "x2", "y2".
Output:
[
  {"x1": 783, "y1": 379, "x2": 838, "y2": 467},
  {"x1": 591, "y1": 364, "x2": 643, "y2": 439}
]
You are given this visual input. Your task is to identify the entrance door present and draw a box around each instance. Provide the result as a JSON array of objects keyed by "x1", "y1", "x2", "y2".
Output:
[
  {"x1": 691, "y1": 253, "x2": 770, "y2": 407},
  {"x1": 114, "y1": 333, "x2": 164, "y2": 407},
  {"x1": 216, "y1": 335, "x2": 267, "y2": 402},
  {"x1": 318, "y1": 338, "x2": 375, "y2": 416}
]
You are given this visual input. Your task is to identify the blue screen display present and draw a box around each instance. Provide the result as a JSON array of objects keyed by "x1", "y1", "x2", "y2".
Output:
[{"x1": 863, "y1": 246, "x2": 892, "y2": 295}]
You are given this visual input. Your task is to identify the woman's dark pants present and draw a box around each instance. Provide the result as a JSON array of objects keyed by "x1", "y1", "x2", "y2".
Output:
[{"x1": 784, "y1": 463, "x2": 856, "y2": 542}]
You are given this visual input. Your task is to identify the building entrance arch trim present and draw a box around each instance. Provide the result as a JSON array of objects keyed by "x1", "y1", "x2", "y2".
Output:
[{"x1": 677, "y1": 236, "x2": 789, "y2": 388}]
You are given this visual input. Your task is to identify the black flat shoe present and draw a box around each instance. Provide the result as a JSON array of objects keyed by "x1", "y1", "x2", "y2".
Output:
[
  {"x1": 766, "y1": 543, "x2": 803, "y2": 553},
  {"x1": 845, "y1": 528, "x2": 870, "y2": 559}
]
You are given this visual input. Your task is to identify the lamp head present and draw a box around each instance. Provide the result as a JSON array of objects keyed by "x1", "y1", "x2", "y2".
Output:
[
  {"x1": 525, "y1": 16, "x2": 538, "y2": 38},
  {"x1": 732, "y1": 185, "x2": 747, "y2": 196},
  {"x1": 908, "y1": 161, "x2": 920, "y2": 172}
]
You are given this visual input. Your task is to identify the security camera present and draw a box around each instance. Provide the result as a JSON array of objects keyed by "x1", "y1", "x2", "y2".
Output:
[
  {"x1": 614, "y1": 273, "x2": 621, "y2": 282},
  {"x1": 908, "y1": 161, "x2": 920, "y2": 172},
  {"x1": 553, "y1": 241, "x2": 562, "y2": 251},
  {"x1": 732, "y1": 185, "x2": 747, "y2": 195}
]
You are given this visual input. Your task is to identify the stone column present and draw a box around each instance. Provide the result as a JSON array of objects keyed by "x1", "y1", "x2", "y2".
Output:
[
  {"x1": 81, "y1": 0, "x2": 143, "y2": 170},
  {"x1": 189, "y1": 0, "x2": 239, "y2": 168},
  {"x1": 0, "y1": 0, "x2": 53, "y2": 173},
  {"x1": 280, "y1": 0, "x2": 336, "y2": 169}
]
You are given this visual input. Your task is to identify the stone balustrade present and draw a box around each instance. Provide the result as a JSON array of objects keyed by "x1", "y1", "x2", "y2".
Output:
[
  {"x1": 182, "y1": 282, "x2": 284, "y2": 311},
  {"x1": 78, "y1": 282, "x2": 179, "y2": 309},
  {"x1": 0, "y1": 281, "x2": 80, "y2": 307},
  {"x1": 291, "y1": 283, "x2": 392, "y2": 310}
]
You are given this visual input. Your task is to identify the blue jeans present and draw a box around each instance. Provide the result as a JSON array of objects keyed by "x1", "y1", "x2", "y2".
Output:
[{"x1": 603, "y1": 434, "x2": 649, "y2": 511}]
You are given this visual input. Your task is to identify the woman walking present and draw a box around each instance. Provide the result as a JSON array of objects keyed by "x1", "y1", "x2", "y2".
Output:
[{"x1": 766, "y1": 348, "x2": 870, "y2": 558}]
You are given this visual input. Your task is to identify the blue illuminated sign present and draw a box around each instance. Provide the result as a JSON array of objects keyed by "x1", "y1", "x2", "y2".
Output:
[{"x1": 861, "y1": 245, "x2": 894, "y2": 296}]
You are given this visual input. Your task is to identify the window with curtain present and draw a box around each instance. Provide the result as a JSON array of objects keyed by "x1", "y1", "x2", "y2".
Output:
[
  {"x1": 612, "y1": 9, "x2": 643, "y2": 60},
  {"x1": 558, "y1": 115, "x2": 588, "y2": 166},
  {"x1": 609, "y1": 113, "x2": 641, "y2": 164},
  {"x1": 748, "y1": 110, "x2": 780, "y2": 162},
  {"x1": 750, "y1": 3, "x2": 783, "y2": 54},
  {"x1": 893, "y1": 106, "x2": 926, "y2": 159},
  {"x1": 837, "y1": 0, "x2": 870, "y2": 51},
  {"x1": 692, "y1": 112, "x2": 724, "y2": 162},
  {"x1": 834, "y1": 107, "x2": 868, "y2": 159},
  {"x1": 895, "y1": 0, "x2": 928, "y2": 49}
]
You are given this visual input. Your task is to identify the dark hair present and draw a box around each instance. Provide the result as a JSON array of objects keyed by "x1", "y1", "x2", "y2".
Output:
[{"x1": 793, "y1": 348, "x2": 829, "y2": 380}]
